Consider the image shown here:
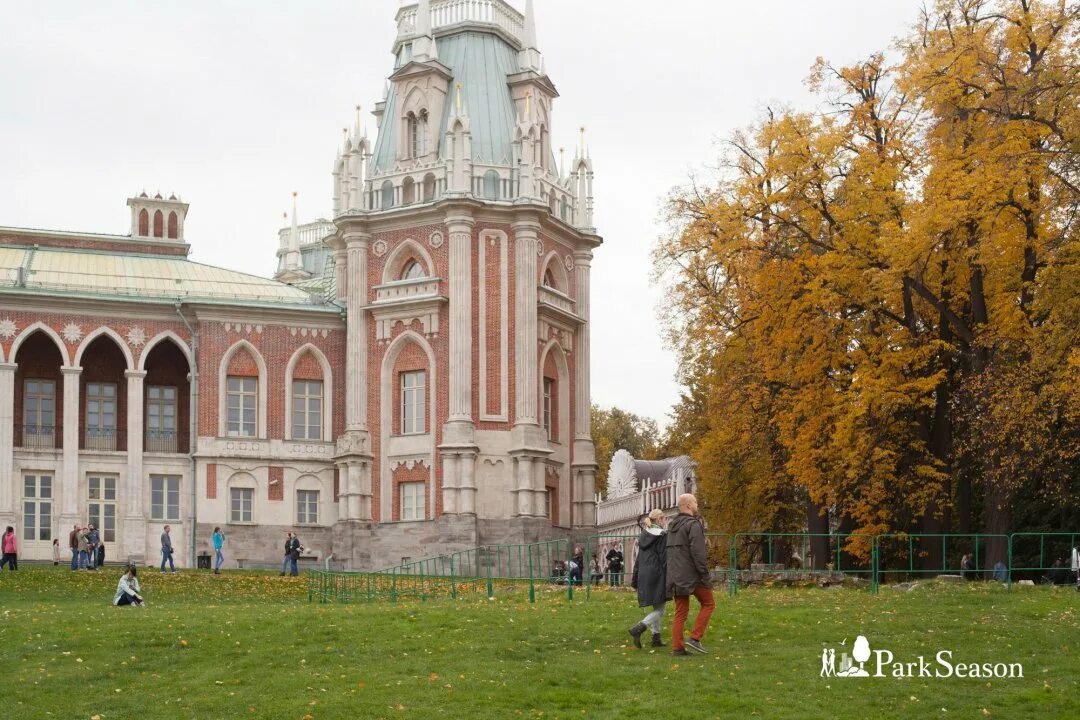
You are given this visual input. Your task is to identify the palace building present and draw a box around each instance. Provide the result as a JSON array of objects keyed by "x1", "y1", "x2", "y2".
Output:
[{"x1": 0, "y1": 0, "x2": 600, "y2": 569}]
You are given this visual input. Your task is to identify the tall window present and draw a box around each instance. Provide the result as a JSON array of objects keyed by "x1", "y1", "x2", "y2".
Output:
[
  {"x1": 226, "y1": 377, "x2": 257, "y2": 438},
  {"x1": 88, "y1": 475, "x2": 117, "y2": 542},
  {"x1": 150, "y1": 474, "x2": 180, "y2": 521},
  {"x1": 542, "y1": 377, "x2": 555, "y2": 440},
  {"x1": 381, "y1": 180, "x2": 395, "y2": 209},
  {"x1": 23, "y1": 379, "x2": 56, "y2": 448},
  {"x1": 85, "y1": 382, "x2": 117, "y2": 449},
  {"x1": 401, "y1": 370, "x2": 426, "y2": 435},
  {"x1": 401, "y1": 260, "x2": 426, "y2": 280},
  {"x1": 292, "y1": 380, "x2": 323, "y2": 440},
  {"x1": 483, "y1": 170, "x2": 500, "y2": 200},
  {"x1": 297, "y1": 490, "x2": 319, "y2": 525},
  {"x1": 147, "y1": 385, "x2": 178, "y2": 452},
  {"x1": 407, "y1": 110, "x2": 428, "y2": 158},
  {"x1": 230, "y1": 487, "x2": 253, "y2": 523},
  {"x1": 400, "y1": 482, "x2": 425, "y2": 521},
  {"x1": 545, "y1": 487, "x2": 554, "y2": 520},
  {"x1": 22, "y1": 474, "x2": 52, "y2": 542}
]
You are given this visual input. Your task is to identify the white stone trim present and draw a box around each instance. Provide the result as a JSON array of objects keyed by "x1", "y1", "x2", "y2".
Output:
[
  {"x1": 283, "y1": 343, "x2": 334, "y2": 442},
  {"x1": 478, "y1": 229, "x2": 509, "y2": 422},
  {"x1": 539, "y1": 250, "x2": 569, "y2": 295},
  {"x1": 378, "y1": 329, "x2": 437, "y2": 522},
  {"x1": 9, "y1": 321, "x2": 71, "y2": 365},
  {"x1": 538, "y1": 339, "x2": 571, "y2": 524},
  {"x1": 138, "y1": 330, "x2": 193, "y2": 371},
  {"x1": 73, "y1": 326, "x2": 135, "y2": 370},
  {"x1": 381, "y1": 238, "x2": 435, "y2": 285},
  {"x1": 217, "y1": 340, "x2": 268, "y2": 439}
]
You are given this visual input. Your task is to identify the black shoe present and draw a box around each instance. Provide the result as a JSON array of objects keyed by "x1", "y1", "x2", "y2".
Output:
[
  {"x1": 628, "y1": 623, "x2": 646, "y2": 649},
  {"x1": 651, "y1": 633, "x2": 666, "y2": 647},
  {"x1": 686, "y1": 638, "x2": 708, "y2": 654},
  {"x1": 672, "y1": 648, "x2": 690, "y2": 656}
]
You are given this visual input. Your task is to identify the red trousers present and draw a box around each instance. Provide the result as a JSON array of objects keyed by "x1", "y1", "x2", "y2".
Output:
[{"x1": 671, "y1": 586, "x2": 715, "y2": 650}]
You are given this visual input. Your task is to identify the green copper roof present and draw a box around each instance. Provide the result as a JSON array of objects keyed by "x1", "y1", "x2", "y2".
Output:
[
  {"x1": 370, "y1": 31, "x2": 520, "y2": 173},
  {"x1": 0, "y1": 244, "x2": 335, "y2": 310}
]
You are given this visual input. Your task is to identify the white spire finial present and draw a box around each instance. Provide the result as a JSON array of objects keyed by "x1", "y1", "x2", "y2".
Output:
[
  {"x1": 524, "y1": 0, "x2": 537, "y2": 49},
  {"x1": 285, "y1": 191, "x2": 302, "y2": 272}
]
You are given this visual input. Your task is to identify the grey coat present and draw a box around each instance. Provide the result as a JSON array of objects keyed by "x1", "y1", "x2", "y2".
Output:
[
  {"x1": 632, "y1": 528, "x2": 669, "y2": 608},
  {"x1": 665, "y1": 513, "x2": 710, "y2": 596}
]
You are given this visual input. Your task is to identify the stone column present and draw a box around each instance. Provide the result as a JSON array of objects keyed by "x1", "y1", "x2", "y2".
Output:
[
  {"x1": 514, "y1": 456, "x2": 534, "y2": 517},
  {"x1": 440, "y1": 210, "x2": 478, "y2": 515},
  {"x1": 442, "y1": 454, "x2": 459, "y2": 515},
  {"x1": 334, "y1": 249, "x2": 348, "y2": 303},
  {"x1": 125, "y1": 370, "x2": 147, "y2": 557},
  {"x1": 344, "y1": 232, "x2": 370, "y2": 432},
  {"x1": 60, "y1": 366, "x2": 82, "y2": 526},
  {"x1": 347, "y1": 461, "x2": 361, "y2": 521},
  {"x1": 0, "y1": 363, "x2": 16, "y2": 522},
  {"x1": 532, "y1": 458, "x2": 547, "y2": 519},
  {"x1": 512, "y1": 216, "x2": 540, "y2": 426},
  {"x1": 571, "y1": 250, "x2": 598, "y2": 527}
]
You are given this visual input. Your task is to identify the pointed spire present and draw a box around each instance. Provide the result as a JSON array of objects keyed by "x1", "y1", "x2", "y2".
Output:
[
  {"x1": 524, "y1": 0, "x2": 537, "y2": 49},
  {"x1": 559, "y1": 147, "x2": 565, "y2": 178}
]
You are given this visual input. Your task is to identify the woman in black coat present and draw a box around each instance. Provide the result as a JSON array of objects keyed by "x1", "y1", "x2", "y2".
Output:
[{"x1": 629, "y1": 509, "x2": 670, "y2": 648}]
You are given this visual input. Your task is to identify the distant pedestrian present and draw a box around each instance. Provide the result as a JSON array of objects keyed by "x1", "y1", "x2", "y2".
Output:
[
  {"x1": 77, "y1": 526, "x2": 91, "y2": 570},
  {"x1": 589, "y1": 556, "x2": 603, "y2": 585},
  {"x1": 280, "y1": 532, "x2": 302, "y2": 576},
  {"x1": 629, "y1": 509, "x2": 670, "y2": 649},
  {"x1": 113, "y1": 565, "x2": 145, "y2": 607},
  {"x1": 160, "y1": 525, "x2": 176, "y2": 573},
  {"x1": 212, "y1": 527, "x2": 225, "y2": 574},
  {"x1": 568, "y1": 546, "x2": 584, "y2": 586},
  {"x1": 69, "y1": 524, "x2": 79, "y2": 570},
  {"x1": 960, "y1": 553, "x2": 975, "y2": 581},
  {"x1": 86, "y1": 525, "x2": 100, "y2": 570},
  {"x1": 52, "y1": 538, "x2": 61, "y2": 565},
  {"x1": 606, "y1": 545, "x2": 625, "y2": 586},
  {"x1": 666, "y1": 493, "x2": 715, "y2": 656},
  {"x1": 1, "y1": 526, "x2": 17, "y2": 570}
]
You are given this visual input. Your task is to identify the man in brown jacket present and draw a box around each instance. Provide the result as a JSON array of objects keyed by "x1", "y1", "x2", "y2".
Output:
[{"x1": 666, "y1": 493, "x2": 715, "y2": 656}]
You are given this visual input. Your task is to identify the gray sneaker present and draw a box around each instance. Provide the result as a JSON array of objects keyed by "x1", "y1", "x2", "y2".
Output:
[{"x1": 686, "y1": 638, "x2": 708, "y2": 654}]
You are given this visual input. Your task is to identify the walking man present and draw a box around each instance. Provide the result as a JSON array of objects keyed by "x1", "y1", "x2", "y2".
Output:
[
  {"x1": 666, "y1": 493, "x2": 715, "y2": 656},
  {"x1": 280, "y1": 532, "x2": 302, "y2": 576},
  {"x1": 160, "y1": 525, "x2": 176, "y2": 573}
]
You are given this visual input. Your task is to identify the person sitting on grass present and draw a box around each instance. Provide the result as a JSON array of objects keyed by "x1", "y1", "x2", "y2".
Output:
[{"x1": 113, "y1": 565, "x2": 145, "y2": 607}]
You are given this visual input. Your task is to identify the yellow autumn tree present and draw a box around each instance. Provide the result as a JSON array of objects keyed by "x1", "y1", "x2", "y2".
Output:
[{"x1": 656, "y1": 0, "x2": 1080, "y2": 569}]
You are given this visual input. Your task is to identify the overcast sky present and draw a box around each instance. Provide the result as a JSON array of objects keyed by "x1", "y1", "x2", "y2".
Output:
[{"x1": 0, "y1": 0, "x2": 921, "y2": 429}]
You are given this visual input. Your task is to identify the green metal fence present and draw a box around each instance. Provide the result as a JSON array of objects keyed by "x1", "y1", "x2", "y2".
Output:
[
  {"x1": 308, "y1": 539, "x2": 571, "y2": 604},
  {"x1": 873, "y1": 533, "x2": 1012, "y2": 591},
  {"x1": 1009, "y1": 533, "x2": 1079, "y2": 584},
  {"x1": 309, "y1": 532, "x2": 1080, "y2": 604}
]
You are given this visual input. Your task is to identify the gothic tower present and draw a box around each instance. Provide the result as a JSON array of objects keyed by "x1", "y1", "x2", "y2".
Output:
[{"x1": 326, "y1": 0, "x2": 600, "y2": 566}]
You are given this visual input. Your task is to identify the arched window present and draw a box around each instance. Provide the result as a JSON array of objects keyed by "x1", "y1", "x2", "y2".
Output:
[
  {"x1": 167, "y1": 211, "x2": 178, "y2": 239},
  {"x1": 138, "y1": 209, "x2": 149, "y2": 236},
  {"x1": 381, "y1": 180, "x2": 395, "y2": 209},
  {"x1": 549, "y1": 194, "x2": 558, "y2": 214},
  {"x1": 153, "y1": 210, "x2": 164, "y2": 238},
  {"x1": 422, "y1": 173, "x2": 436, "y2": 202},
  {"x1": 406, "y1": 112, "x2": 418, "y2": 158},
  {"x1": 401, "y1": 260, "x2": 426, "y2": 281},
  {"x1": 483, "y1": 170, "x2": 500, "y2": 200},
  {"x1": 402, "y1": 177, "x2": 416, "y2": 205},
  {"x1": 543, "y1": 268, "x2": 556, "y2": 289},
  {"x1": 560, "y1": 197, "x2": 568, "y2": 222}
]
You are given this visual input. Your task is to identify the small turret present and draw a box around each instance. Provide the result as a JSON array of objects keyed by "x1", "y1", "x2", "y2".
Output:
[{"x1": 127, "y1": 191, "x2": 189, "y2": 242}]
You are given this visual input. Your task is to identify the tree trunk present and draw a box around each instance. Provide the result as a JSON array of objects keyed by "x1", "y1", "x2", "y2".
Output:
[{"x1": 805, "y1": 499, "x2": 830, "y2": 571}]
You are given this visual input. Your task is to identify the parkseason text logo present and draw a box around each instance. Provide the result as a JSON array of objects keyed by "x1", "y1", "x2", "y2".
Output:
[{"x1": 819, "y1": 635, "x2": 1023, "y2": 679}]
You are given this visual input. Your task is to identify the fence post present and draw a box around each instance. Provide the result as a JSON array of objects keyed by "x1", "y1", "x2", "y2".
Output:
[
  {"x1": 486, "y1": 552, "x2": 494, "y2": 600},
  {"x1": 528, "y1": 546, "x2": 536, "y2": 604},
  {"x1": 1007, "y1": 535, "x2": 1012, "y2": 592},
  {"x1": 450, "y1": 555, "x2": 457, "y2": 600},
  {"x1": 728, "y1": 538, "x2": 738, "y2": 597}
]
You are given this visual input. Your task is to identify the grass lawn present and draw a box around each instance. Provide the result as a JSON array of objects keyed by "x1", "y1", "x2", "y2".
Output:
[{"x1": 1, "y1": 566, "x2": 1078, "y2": 719}]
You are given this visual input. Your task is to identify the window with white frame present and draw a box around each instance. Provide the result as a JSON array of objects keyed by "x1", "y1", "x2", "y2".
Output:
[
  {"x1": 147, "y1": 385, "x2": 177, "y2": 451},
  {"x1": 545, "y1": 487, "x2": 554, "y2": 520},
  {"x1": 150, "y1": 474, "x2": 180, "y2": 521},
  {"x1": 88, "y1": 475, "x2": 117, "y2": 543},
  {"x1": 230, "y1": 487, "x2": 253, "y2": 523},
  {"x1": 297, "y1": 490, "x2": 319, "y2": 525},
  {"x1": 226, "y1": 376, "x2": 257, "y2": 438},
  {"x1": 292, "y1": 380, "x2": 323, "y2": 441},
  {"x1": 542, "y1": 377, "x2": 555, "y2": 440},
  {"x1": 400, "y1": 481, "x2": 425, "y2": 521},
  {"x1": 400, "y1": 370, "x2": 426, "y2": 435},
  {"x1": 23, "y1": 379, "x2": 56, "y2": 432},
  {"x1": 85, "y1": 382, "x2": 117, "y2": 447},
  {"x1": 22, "y1": 473, "x2": 52, "y2": 542}
]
